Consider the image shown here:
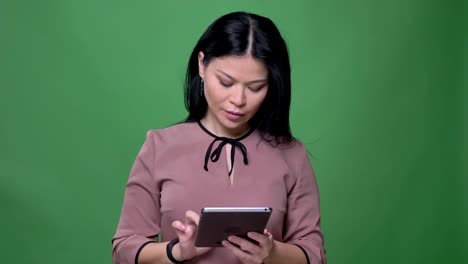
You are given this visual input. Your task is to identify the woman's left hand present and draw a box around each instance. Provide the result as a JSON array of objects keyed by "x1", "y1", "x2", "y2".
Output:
[{"x1": 221, "y1": 229, "x2": 275, "y2": 264}]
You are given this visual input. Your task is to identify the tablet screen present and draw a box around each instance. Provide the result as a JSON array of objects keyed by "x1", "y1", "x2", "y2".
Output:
[{"x1": 194, "y1": 207, "x2": 272, "y2": 247}]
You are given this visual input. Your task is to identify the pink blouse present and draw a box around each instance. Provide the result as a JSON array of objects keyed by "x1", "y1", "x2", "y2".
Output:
[{"x1": 112, "y1": 122, "x2": 326, "y2": 263}]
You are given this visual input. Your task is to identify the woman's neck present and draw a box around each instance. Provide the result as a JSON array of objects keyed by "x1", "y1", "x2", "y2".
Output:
[{"x1": 200, "y1": 116, "x2": 250, "y2": 139}]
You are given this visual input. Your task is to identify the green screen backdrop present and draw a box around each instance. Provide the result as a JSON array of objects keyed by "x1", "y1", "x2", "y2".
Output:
[{"x1": 1, "y1": 0, "x2": 466, "y2": 263}]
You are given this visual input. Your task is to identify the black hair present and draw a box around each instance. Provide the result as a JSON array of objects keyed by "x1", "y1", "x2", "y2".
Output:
[{"x1": 184, "y1": 11, "x2": 293, "y2": 144}]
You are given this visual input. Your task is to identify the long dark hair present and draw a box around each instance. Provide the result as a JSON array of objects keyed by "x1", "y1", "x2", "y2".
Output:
[{"x1": 184, "y1": 11, "x2": 293, "y2": 144}]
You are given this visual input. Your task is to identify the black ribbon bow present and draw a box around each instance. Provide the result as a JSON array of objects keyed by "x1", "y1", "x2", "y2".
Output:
[{"x1": 204, "y1": 137, "x2": 249, "y2": 176}]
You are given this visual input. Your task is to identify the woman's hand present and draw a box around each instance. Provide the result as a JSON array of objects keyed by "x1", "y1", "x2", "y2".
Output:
[
  {"x1": 171, "y1": 210, "x2": 212, "y2": 261},
  {"x1": 221, "y1": 229, "x2": 275, "y2": 264}
]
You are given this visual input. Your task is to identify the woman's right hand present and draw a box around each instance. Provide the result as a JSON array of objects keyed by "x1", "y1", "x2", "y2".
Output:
[{"x1": 171, "y1": 210, "x2": 212, "y2": 261}]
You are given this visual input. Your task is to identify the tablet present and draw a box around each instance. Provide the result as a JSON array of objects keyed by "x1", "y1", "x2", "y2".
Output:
[{"x1": 194, "y1": 207, "x2": 272, "y2": 247}]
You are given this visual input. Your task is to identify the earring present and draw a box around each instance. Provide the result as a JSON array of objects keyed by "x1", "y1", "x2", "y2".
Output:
[{"x1": 200, "y1": 79, "x2": 204, "y2": 97}]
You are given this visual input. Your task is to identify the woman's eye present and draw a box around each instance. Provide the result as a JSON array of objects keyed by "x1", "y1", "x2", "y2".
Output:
[
  {"x1": 249, "y1": 86, "x2": 264, "y2": 93},
  {"x1": 220, "y1": 81, "x2": 233, "y2": 87}
]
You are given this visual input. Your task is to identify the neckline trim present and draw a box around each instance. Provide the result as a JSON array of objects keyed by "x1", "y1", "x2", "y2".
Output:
[{"x1": 197, "y1": 120, "x2": 255, "y2": 141}]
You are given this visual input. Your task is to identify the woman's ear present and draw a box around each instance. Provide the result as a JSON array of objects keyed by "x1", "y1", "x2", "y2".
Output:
[{"x1": 198, "y1": 51, "x2": 205, "y2": 79}]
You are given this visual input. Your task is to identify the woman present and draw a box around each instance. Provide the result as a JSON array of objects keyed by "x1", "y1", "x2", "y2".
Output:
[{"x1": 112, "y1": 11, "x2": 326, "y2": 264}]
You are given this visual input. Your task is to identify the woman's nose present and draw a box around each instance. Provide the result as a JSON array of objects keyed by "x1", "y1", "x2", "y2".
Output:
[{"x1": 230, "y1": 86, "x2": 246, "y2": 106}]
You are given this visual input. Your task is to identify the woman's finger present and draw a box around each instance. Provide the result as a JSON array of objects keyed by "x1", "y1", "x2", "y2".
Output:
[
  {"x1": 222, "y1": 240, "x2": 261, "y2": 263},
  {"x1": 171, "y1": 220, "x2": 186, "y2": 231},
  {"x1": 247, "y1": 232, "x2": 265, "y2": 242},
  {"x1": 228, "y1": 236, "x2": 260, "y2": 254},
  {"x1": 185, "y1": 210, "x2": 201, "y2": 225},
  {"x1": 247, "y1": 231, "x2": 271, "y2": 248}
]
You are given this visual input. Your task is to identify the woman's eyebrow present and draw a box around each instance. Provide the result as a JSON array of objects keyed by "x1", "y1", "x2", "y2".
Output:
[{"x1": 216, "y1": 69, "x2": 267, "y2": 84}]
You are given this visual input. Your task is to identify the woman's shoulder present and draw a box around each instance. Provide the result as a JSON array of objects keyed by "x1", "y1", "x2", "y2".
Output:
[
  {"x1": 259, "y1": 135, "x2": 307, "y2": 155},
  {"x1": 147, "y1": 121, "x2": 199, "y2": 141},
  {"x1": 254, "y1": 135, "x2": 309, "y2": 164},
  {"x1": 279, "y1": 138, "x2": 308, "y2": 159}
]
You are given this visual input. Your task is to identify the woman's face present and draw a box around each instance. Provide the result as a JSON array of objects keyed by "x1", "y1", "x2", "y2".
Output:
[{"x1": 198, "y1": 52, "x2": 268, "y2": 138}]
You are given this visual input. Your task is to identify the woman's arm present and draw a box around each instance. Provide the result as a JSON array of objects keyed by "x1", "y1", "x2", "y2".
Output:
[
  {"x1": 137, "y1": 242, "x2": 181, "y2": 264},
  {"x1": 138, "y1": 210, "x2": 211, "y2": 263},
  {"x1": 264, "y1": 240, "x2": 307, "y2": 264},
  {"x1": 281, "y1": 142, "x2": 326, "y2": 263},
  {"x1": 112, "y1": 131, "x2": 163, "y2": 263},
  {"x1": 222, "y1": 230, "x2": 308, "y2": 264},
  {"x1": 112, "y1": 131, "x2": 212, "y2": 263}
]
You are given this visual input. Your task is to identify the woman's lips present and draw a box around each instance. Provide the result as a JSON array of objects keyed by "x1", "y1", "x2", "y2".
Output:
[{"x1": 225, "y1": 110, "x2": 244, "y2": 120}]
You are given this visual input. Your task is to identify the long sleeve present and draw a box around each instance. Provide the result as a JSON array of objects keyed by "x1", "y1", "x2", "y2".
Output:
[
  {"x1": 283, "y1": 143, "x2": 326, "y2": 264},
  {"x1": 112, "y1": 131, "x2": 161, "y2": 264}
]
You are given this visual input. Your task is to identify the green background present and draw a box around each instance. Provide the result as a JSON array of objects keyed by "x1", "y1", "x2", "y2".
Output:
[{"x1": 1, "y1": 0, "x2": 465, "y2": 263}]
